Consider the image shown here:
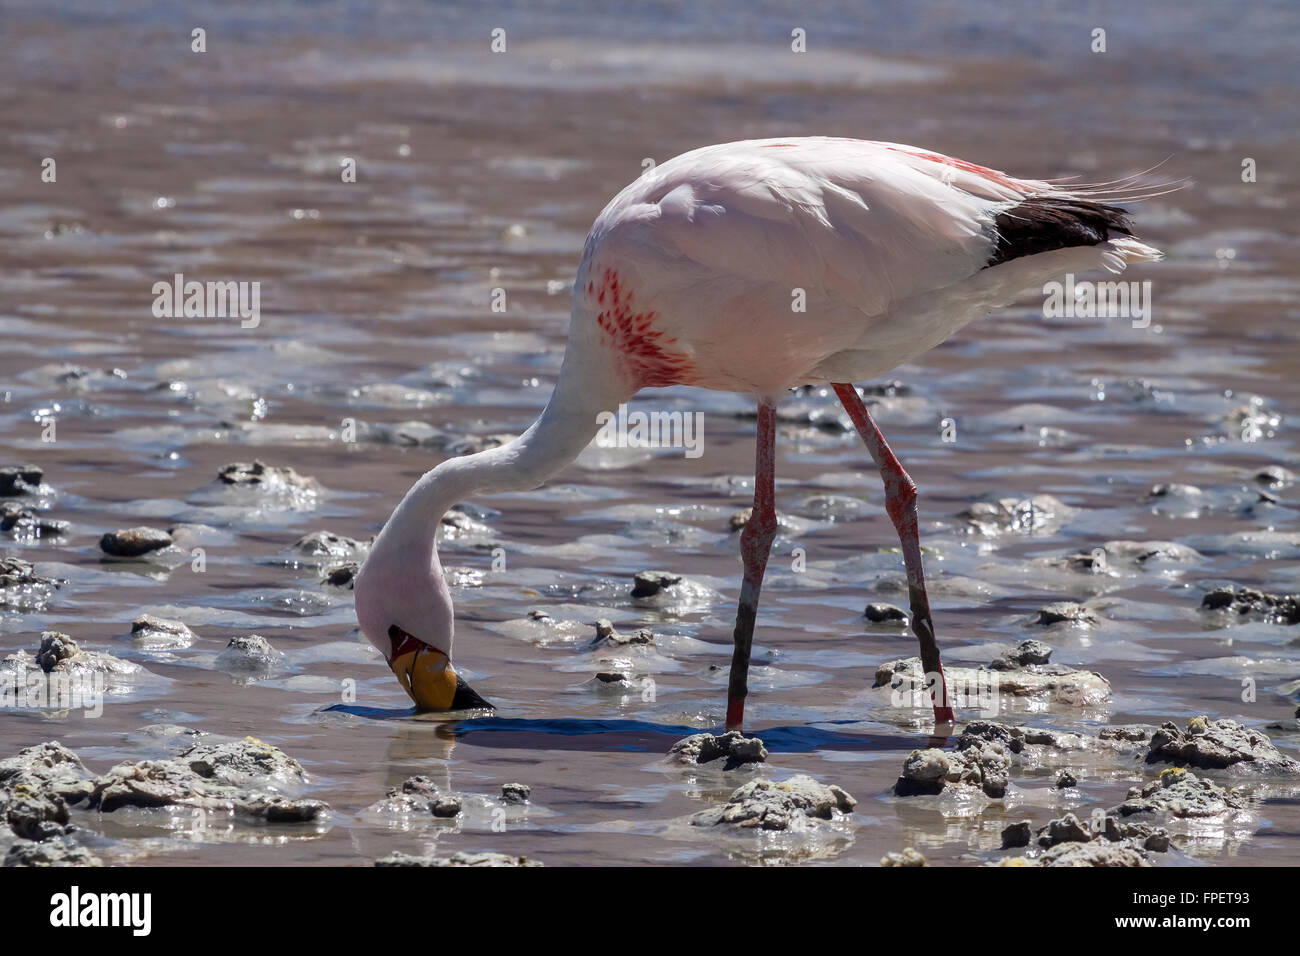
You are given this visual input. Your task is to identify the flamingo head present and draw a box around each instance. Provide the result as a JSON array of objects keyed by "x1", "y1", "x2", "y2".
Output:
[{"x1": 353, "y1": 540, "x2": 492, "y2": 712}]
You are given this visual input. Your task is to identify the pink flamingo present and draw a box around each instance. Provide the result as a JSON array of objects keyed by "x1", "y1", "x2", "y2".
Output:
[{"x1": 354, "y1": 137, "x2": 1162, "y2": 731}]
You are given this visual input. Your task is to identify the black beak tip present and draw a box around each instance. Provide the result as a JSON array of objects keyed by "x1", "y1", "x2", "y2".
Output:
[{"x1": 452, "y1": 675, "x2": 494, "y2": 711}]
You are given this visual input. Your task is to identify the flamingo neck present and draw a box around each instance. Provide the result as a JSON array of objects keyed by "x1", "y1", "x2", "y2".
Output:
[{"x1": 376, "y1": 359, "x2": 631, "y2": 551}]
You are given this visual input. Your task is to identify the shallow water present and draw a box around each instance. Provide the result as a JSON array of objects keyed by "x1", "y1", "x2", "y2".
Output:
[{"x1": 2, "y1": 0, "x2": 1299, "y2": 866}]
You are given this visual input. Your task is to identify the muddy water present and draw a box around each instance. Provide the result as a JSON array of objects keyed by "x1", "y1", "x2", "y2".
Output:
[{"x1": 2, "y1": 1, "x2": 1299, "y2": 865}]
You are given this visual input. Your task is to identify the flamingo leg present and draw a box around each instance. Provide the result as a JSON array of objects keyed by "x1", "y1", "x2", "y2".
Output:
[
  {"x1": 832, "y1": 383, "x2": 957, "y2": 727},
  {"x1": 725, "y1": 399, "x2": 777, "y2": 732}
]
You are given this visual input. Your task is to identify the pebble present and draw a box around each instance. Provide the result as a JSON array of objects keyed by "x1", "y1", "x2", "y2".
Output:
[
  {"x1": 864, "y1": 602, "x2": 908, "y2": 624},
  {"x1": 691, "y1": 775, "x2": 856, "y2": 831},
  {"x1": 1201, "y1": 584, "x2": 1300, "y2": 625},
  {"x1": 99, "y1": 526, "x2": 173, "y2": 558},
  {"x1": 590, "y1": 619, "x2": 653, "y2": 648},
  {"x1": 1145, "y1": 717, "x2": 1300, "y2": 774},
  {"x1": 880, "y1": 848, "x2": 927, "y2": 867},
  {"x1": 130, "y1": 614, "x2": 197, "y2": 649},
  {"x1": 0, "y1": 464, "x2": 44, "y2": 495},
  {"x1": 630, "y1": 570, "x2": 682, "y2": 598},
  {"x1": 1001, "y1": 821, "x2": 1032, "y2": 848},
  {"x1": 500, "y1": 783, "x2": 531, "y2": 804},
  {"x1": 668, "y1": 732, "x2": 768, "y2": 770}
]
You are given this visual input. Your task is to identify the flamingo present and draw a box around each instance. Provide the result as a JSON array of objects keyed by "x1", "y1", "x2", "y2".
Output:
[{"x1": 353, "y1": 136, "x2": 1163, "y2": 732}]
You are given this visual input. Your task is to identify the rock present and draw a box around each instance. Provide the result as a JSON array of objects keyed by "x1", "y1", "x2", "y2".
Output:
[
  {"x1": 0, "y1": 464, "x2": 44, "y2": 495},
  {"x1": 0, "y1": 557, "x2": 44, "y2": 588},
  {"x1": 34, "y1": 631, "x2": 138, "y2": 677},
  {"x1": 2, "y1": 783, "x2": 71, "y2": 839},
  {"x1": 376, "y1": 851, "x2": 541, "y2": 867},
  {"x1": 864, "y1": 603, "x2": 908, "y2": 624},
  {"x1": 668, "y1": 732, "x2": 768, "y2": 770},
  {"x1": 100, "y1": 526, "x2": 173, "y2": 558},
  {"x1": 1037, "y1": 813, "x2": 1092, "y2": 847},
  {"x1": 1099, "y1": 725, "x2": 1154, "y2": 744},
  {"x1": 4, "y1": 841, "x2": 102, "y2": 867},
  {"x1": 37, "y1": 632, "x2": 79, "y2": 672},
  {"x1": 881, "y1": 848, "x2": 927, "y2": 867},
  {"x1": 130, "y1": 614, "x2": 197, "y2": 649},
  {"x1": 84, "y1": 736, "x2": 326, "y2": 822},
  {"x1": 0, "y1": 557, "x2": 61, "y2": 611},
  {"x1": 630, "y1": 570, "x2": 682, "y2": 598},
  {"x1": 215, "y1": 634, "x2": 284, "y2": 676},
  {"x1": 1201, "y1": 585, "x2": 1300, "y2": 625},
  {"x1": 589, "y1": 619, "x2": 653, "y2": 647},
  {"x1": 1146, "y1": 482, "x2": 1203, "y2": 500},
  {"x1": 957, "y1": 720, "x2": 1081, "y2": 755},
  {"x1": 958, "y1": 495, "x2": 1074, "y2": 536},
  {"x1": 0, "y1": 742, "x2": 94, "y2": 841},
  {"x1": 1098, "y1": 814, "x2": 1171, "y2": 852},
  {"x1": 1113, "y1": 767, "x2": 1244, "y2": 818},
  {"x1": 179, "y1": 737, "x2": 307, "y2": 785},
  {"x1": 1035, "y1": 602, "x2": 1101, "y2": 627},
  {"x1": 1001, "y1": 820, "x2": 1032, "y2": 848},
  {"x1": 322, "y1": 563, "x2": 358, "y2": 589},
  {"x1": 1145, "y1": 718, "x2": 1300, "y2": 774},
  {"x1": 894, "y1": 742, "x2": 1010, "y2": 799},
  {"x1": 369, "y1": 776, "x2": 446, "y2": 814},
  {"x1": 431, "y1": 795, "x2": 463, "y2": 817},
  {"x1": 691, "y1": 775, "x2": 856, "y2": 831},
  {"x1": 878, "y1": 650, "x2": 1109, "y2": 708},
  {"x1": 0, "y1": 502, "x2": 68, "y2": 537},
  {"x1": 0, "y1": 742, "x2": 94, "y2": 805},
  {"x1": 371, "y1": 776, "x2": 461, "y2": 818},
  {"x1": 218, "y1": 460, "x2": 314, "y2": 491},
  {"x1": 1036, "y1": 841, "x2": 1149, "y2": 867},
  {"x1": 500, "y1": 783, "x2": 531, "y2": 805},
  {"x1": 990, "y1": 639, "x2": 1054, "y2": 668},
  {"x1": 292, "y1": 530, "x2": 367, "y2": 558},
  {"x1": 1255, "y1": 465, "x2": 1295, "y2": 488},
  {"x1": 1055, "y1": 770, "x2": 1078, "y2": 789},
  {"x1": 397, "y1": 775, "x2": 441, "y2": 799}
]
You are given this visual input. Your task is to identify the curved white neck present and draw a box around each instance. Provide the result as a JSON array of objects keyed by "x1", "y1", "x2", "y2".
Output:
[{"x1": 374, "y1": 356, "x2": 632, "y2": 552}]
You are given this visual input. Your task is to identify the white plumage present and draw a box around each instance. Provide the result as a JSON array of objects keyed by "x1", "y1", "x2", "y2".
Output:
[
  {"x1": 355, "y1": 136, "x2": 1163, "y2": 724},
  {"x1": 570, "y1": 137, "x2": 1160, "y2": 394}
]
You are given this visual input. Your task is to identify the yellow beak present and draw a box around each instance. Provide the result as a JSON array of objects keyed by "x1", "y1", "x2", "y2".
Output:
[{"x1": 387, "y1": 626, "x2": 493, "y2": 712}]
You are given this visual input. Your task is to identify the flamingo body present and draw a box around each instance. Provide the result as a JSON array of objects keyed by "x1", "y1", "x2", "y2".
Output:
[
  {"x1": 354, "y1": 137, "x2": 1163, "y2": 724},
  {"x1": 568, "y1": 137, "x2": 1159, "y2": 395}
]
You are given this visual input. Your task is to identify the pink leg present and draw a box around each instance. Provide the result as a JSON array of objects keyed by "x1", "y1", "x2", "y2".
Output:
[
  {"x1": 832, "y1": 383, "x2": 956, "y2": 728},
  {"x1": 726, "y1": 399, "x2": 777, "y2": 732}
]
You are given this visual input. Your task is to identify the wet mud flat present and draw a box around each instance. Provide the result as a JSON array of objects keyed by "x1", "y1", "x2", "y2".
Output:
[{"x1": 2, "y1": 1, "x2": 1300, "y2": 865}]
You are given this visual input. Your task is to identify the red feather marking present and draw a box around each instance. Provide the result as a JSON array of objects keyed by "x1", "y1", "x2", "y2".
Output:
[
  {"x1": 882, "y1": 144, "x2": 1022, "y2": 190},
  {"x1": 586, "y1": 268, "x2": 695, "y2": 388}
]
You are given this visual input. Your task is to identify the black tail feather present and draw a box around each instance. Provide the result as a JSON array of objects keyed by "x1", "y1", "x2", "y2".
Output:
[{"x1": 987, "y1": 197, "x2": 1133, "y2": 268}]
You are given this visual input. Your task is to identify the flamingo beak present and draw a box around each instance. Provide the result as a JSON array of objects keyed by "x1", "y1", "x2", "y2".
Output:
[{"x1": 387, "y1": 625, "x2": 493, "y2": 712}]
